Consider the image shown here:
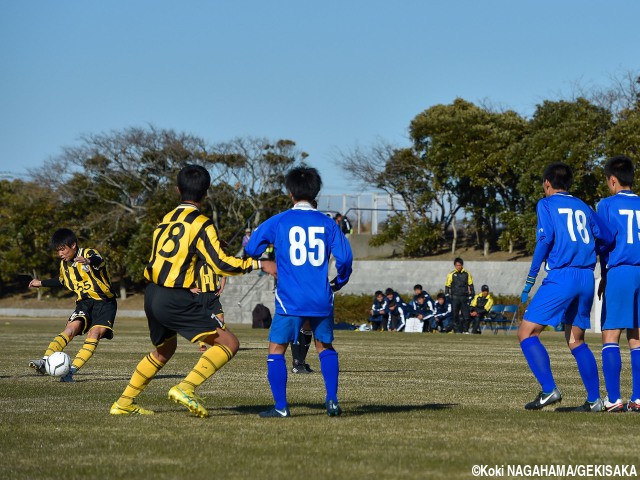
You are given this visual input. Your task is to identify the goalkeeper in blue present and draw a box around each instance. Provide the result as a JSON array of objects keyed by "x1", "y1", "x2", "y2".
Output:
[
  {"x1": 519, "y1": 162, "x2": 613, "y2": 412},
  {"x1": 244, "y1": 166, "x2": 353, "y2": 418},
  {"x1": 597, "y1": 155, "x2": 640, "y2": 413}
]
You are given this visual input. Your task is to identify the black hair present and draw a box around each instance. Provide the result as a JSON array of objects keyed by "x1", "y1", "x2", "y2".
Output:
[
  {"x1": 50, "y1": 228, "x2": 77, "y2": 250},
  {"x1": 385, "y1": 288, "x2": 394, "y2": 296},
  {"x1": 285, "y1": 166, "x2": 322, "y2": 202},
  {"x1": 413, "y1": 284, "x2": 423, "y2": 290},
  {"x1": 388, "y1": 300, "x2": 397, "y2": 307},
  {"x1": 374, "y1": 290, "x2": 383, "y2": 296},
  {"x1": 543, "y1": 162, "x2": 573, "y2": 191},
  {"x1": 177, "y1": 165, "x2": 211, "y2": 202},
  {"x1": 604, "y1": 155, "x2": 634, "y2": 188},
  {"x1": 437, "y1": 292, "x2": 445, "y2": 300},
  {"x1": 454, "y1": 257, "x2": 463, "y2": 265}
]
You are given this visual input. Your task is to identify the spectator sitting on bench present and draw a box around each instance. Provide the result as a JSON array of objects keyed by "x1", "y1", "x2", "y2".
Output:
[
  {"x1": 409, "y1": 292, "x2": 435, "y2": 333},
  {"x1": 386, "y1": 299, "x2": 408, "y2": 332},
  {"x1": 368, "y1": 290, "x2": 387, "y2": 331},
  {"x1": 468, "y1": 284, "x2": 495, "y2": 334},
  {"x1": 433, "y1": 292, "x2": 453, "y2": 333},
  {"x1": 409, "y1": 284, "x2": 435, "y2": 314}
]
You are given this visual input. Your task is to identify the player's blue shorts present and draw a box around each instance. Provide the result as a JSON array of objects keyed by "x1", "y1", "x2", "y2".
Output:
[
  {"x1": 524, "y1": 268, "x2": 594, "y2": 330},
  {"x1": 602, "y1": 265, "x2": 640, "y2": 330},
  {"x1": 269, "y1": 313, "x2": 334, "y2": 345}
]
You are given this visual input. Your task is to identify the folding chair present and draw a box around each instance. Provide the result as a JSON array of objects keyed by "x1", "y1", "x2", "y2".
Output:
[
  {"x1": 502, "y1": 304, "x2": 519, "y2": 334},
  {"x1": 482, "y1": 304, "x2": 505, "y2": 333}
]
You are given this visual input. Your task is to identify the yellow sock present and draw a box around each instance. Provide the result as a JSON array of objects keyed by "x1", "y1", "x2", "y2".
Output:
[
  {"x1": 178, "y1": 344, "x2": 234, "y2": 391},
  {"x1": 72, "y1": 338, "x2": 99, "y2": 371},
  {"x1": 118, "y1": 353, "x2": 165, "y2": 407},
  {"x1": 44, "y1": 333, "x2": 70, "y2": 356}
]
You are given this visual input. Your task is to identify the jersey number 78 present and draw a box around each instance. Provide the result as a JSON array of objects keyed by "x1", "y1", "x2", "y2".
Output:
[{"x1": 558, "y1": 208, "x2": 590, "y2": 244}]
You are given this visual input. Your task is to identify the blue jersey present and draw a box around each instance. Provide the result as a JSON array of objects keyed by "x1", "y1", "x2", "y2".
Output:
[
  {"x1": 528, "y1": 192, "x2": 612, "y2": 278},
  {"x1": 244, "y1": 202, "x2": 353, "y2": 316},
  {"x1": 597, "y1": 190, "x2": 640, "y2": 269}
]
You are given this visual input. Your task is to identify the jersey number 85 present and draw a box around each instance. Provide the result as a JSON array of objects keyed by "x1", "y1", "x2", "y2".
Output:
[{"x1": 289, "y1": 226, "x2": 325, "y2": 266}]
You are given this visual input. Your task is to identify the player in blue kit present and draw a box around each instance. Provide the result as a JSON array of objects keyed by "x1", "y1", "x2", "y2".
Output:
[
  {"x1": 244, "y1": 166, "x2": 353, "y2": 418},
  {"x1": 518, "y1": 162, "x2": 613, "y2": 412},
  {"x1": 597, "y1": 155, "x2": 640, "y2": 413}
]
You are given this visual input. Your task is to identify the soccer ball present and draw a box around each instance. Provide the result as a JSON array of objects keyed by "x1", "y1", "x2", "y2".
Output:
[{"x1": 45, "y1": 352, "x2": 71, "y2": 377}]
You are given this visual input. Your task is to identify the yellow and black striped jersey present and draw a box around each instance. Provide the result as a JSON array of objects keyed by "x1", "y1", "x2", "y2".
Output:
[
  {"x1": 58, "y1": 247, "x2": 116, "y2": 301},
  {"x1": 195, "y1": 262, "x2": 223, "y2": 293},
  {"x1": 145, "y1": 203, "x2": 258, "y2": 288}
]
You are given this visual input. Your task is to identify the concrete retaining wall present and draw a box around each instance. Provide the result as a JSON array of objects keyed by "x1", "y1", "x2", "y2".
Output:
[{"x1": 1, "y1": 261, "x2": 603, "y2": 331}]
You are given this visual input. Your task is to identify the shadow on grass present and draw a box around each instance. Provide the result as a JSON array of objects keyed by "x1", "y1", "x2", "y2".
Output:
[
  {"x1": 554, "y1": 405, "x2": 589, "y2": 413},
  {"x1": 340, "y1": 369, "x2": 415, "y2": 373},
  {"x1": 222, "y1": 402, "x2": 457, "y2": 417}
]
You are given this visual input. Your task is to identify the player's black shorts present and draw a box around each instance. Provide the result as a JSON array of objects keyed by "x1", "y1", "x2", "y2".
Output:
[
  {"x1": 67, "y1": 297, "x2": 117, "y2": 340},
  {"x1": 144, "y1": 283, "x2": 222, "y2": 347},
  {"x1": 197, "y1": 291, "x2": 224, "y2": 318}
]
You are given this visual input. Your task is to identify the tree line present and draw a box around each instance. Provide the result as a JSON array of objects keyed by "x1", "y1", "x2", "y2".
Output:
[
  {"x1": 0, "y1": 130, "x2": 306, "y2": 296},
  {"x1": 338, "y1": 71, "x2": 640, "y2": 257},
  {"x1": 1, "y1": 71, "x2": 638, "y2": 296}
]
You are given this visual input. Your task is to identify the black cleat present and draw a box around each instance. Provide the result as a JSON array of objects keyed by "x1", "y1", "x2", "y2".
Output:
[
  {"x1": 291, "y1": 363, "x2": 313, "y2": 374},
  {"x1": 326, "y1": 400, "x2": 342, "y2": 417},
  {"x1": 524, "y1": 388, "x2": 562, "y2": 410},
  {"x1": 573, "y1": 398, "x2": 604, "y2": 412},
  {"x1": 259, "y1": 406, "x2": 291, "y2": 418}
]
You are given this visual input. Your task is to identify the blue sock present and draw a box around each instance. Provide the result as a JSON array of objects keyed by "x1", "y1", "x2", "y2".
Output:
[
  {"x1": 267, "y1": 354, "x2": 287, "y2": 410},
  {"x1": 520, "y1": 336, "x2": 556, "y2": 393},
  {"x1": 631, "y1": 347, "x2": 640, "y2": 401},
  {"x1": 602, "y1": 343, "x2": 621, "y2": 401},
  {"x1": 319, "y1": 349, "x2": 339, "y2": 403},
  {"x1": 571, "y1": 343, "x2": 600, "y2": 402}
]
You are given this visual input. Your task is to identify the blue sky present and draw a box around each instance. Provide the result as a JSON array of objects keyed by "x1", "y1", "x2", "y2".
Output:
[{"x1": 0, "y1": 1, "x2": 638, "y2": 193}]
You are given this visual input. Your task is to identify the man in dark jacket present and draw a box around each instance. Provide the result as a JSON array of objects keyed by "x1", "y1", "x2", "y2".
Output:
[{"x1": 445, "y1": 257, "x2": 475, "y2": 334}]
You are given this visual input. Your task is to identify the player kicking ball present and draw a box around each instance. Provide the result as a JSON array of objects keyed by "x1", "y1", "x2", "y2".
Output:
[
  {"x1": 245, "y1": 166, "x2": 353, "y2": 417},
  {"x1": 28, "y1": 228, "x2": 118, "y2": 383},
  {"x1": 518, "y1": 162, "x2": 613, "y2": 412}
]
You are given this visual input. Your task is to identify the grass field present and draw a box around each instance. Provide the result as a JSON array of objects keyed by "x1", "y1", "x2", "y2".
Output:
[{"x1": 1, "y1": 317, "x2": 639, "y2": 480}]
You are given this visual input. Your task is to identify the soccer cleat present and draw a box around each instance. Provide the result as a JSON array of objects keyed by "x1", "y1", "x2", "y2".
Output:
[
  {"x1": 604, "y1": 397, "x2": 625, "y2": 413},
  {"x1": 29, "y1": 358, "x2": 47, "y2": 375},
  {"x1": 259, "y1": 406, "x2": 291, "y2": 418},
  {"x1": 110, "y1": 401, "x2": 154, "y2": 415},
  {"x1": 60, "y1": 366, "x2": 78, "y2": 383},
  {"x1": 627, "y1": 399, "x2": 640, "y2": 412},
  {"x1": 573, "y1": 398, "x2": 605, "y2": 412},
  {"x1": 291, "y1": 362, "x2": 314, "y2": 374},
  {"x1": 168, "y1": 386, "x2": 208, "y2": 418},
  {"x1": 524, "y1": 388, "x2": 562, "y2": 410},
  {"x1": 326, "y1": 400, "x2": 342, "y2": 417}
]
